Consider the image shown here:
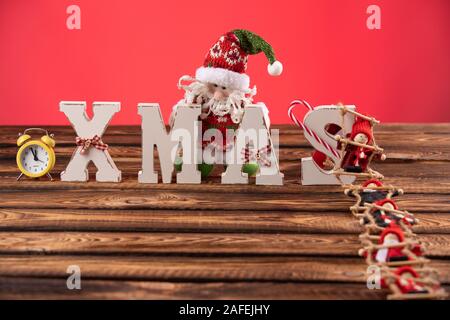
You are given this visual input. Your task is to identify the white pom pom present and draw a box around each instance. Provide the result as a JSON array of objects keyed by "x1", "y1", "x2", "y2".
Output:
[{"x1": 268, "y1": 61, "x2": 283, "y2": 76}]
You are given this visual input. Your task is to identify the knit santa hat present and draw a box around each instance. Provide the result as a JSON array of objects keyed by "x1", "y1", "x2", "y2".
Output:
[
  {"x1": 379, "y1": 225, "x2": 405, "y2": 243},
  {"x1": 375, "y1": 198, "x2": 399, "y2": 211},
  {"x1": 395, "y1": 266, "x2": 420, "y2": 278},
  {"x1": 362, "y1": 179, "x2": 383, "y2": 188},
  {"x1": 350, "y1": 118, "x2": 373, "y2": 143},
  {"x1": 195, "y1": 29, "x2": 283, "y2": 92}
]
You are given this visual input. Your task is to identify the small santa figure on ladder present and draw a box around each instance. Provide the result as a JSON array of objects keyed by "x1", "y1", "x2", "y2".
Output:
[{"x1": 341, "y1": 117, "x2": 386, "y2": 173}]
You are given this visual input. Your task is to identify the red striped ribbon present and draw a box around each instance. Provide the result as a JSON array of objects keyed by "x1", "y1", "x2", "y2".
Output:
[
  {"x1": 76, "y1": 135, "x2": 108, "y2": 154},
  {"x1": 288, "y1": 100, "x2": 340, "y2": 159},
  {"x1": 241, "y1": 145, "x2": 272, "y2": 167}
]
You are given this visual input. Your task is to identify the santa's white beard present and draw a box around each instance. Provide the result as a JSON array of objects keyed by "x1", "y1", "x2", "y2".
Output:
[
  {"x1": 182, "y1": 81, "x2": 212, "y2": 105},
  {"x1": 180, "y1": 80, "x2": 254, "y2": 124},
  {"x1": 205, "y1": 94, "x2": 247, "y2": 123}
]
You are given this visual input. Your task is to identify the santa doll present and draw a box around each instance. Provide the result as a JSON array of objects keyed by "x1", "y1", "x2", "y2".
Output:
[
  {"x1": 374, "y1": 225, "x2": 422, "y2": 263},
  {"x1": 364, "y1": 198, "x2": 416, "y2": 228},
  {"x1": 342, "y1": 118, "x2": 386, "y2": 173},
  {"x1": 345, "y1": 178, "x2": 402, "y2": 206},
  {"x1": 176, "y1": 29, "x2": 283, "y2": 177},
  {"x1": 386, "y1": 266, "x2": 430, "y2": 295}
]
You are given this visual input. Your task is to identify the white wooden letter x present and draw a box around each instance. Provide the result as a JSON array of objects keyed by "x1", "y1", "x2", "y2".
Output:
[{"x1": 60, "y1": 101, "x2": 122, "y2": 182}]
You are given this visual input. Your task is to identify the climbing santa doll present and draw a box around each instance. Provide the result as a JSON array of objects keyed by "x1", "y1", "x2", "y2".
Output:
[
  {"x1": 175, "y1": 29, "x2": 283, "y2": 177},
  {"x1": 341, "y1": 118, "x2": 386, "y2": 173},
  {"x1": 365, "y1": 198, "x2": 416, "y2": 228},
  {"x1": 373, "y1": 225, "x2": 422, "y2": 263},
  {"x1": 345, "y1": 178, "x2": 403, "y2": 206},
  {"x1": 382, "y1": 266, "x2": 431, "y2": 295}
]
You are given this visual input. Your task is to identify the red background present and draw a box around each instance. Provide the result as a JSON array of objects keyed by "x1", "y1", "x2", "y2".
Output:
[{"x1": 0, "y1": 0, "x2": 449, "y2": 125}]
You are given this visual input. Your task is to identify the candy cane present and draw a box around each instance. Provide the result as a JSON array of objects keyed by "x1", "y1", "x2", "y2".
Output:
[{"x1": 288, "y1": 100, "x2": 340, "y2": 159}]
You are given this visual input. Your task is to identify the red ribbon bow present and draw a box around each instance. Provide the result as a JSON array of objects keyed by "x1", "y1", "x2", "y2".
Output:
[
  {"x1": 76, "y1": 135, "x2": 108, "y2": 154},
  {"x1": 241, "y1": 145, "x2": 272, "y2": 167}
]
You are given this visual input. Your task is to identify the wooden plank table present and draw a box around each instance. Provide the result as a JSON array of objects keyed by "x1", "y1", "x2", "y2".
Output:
[{"x1": 0, "y1": 124, "x2": 449, "y2": 299}]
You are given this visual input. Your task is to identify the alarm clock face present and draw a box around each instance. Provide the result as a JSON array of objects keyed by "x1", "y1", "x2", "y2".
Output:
[{"x1": 19, "y1": 144, "x2": 51, "y2": 175}]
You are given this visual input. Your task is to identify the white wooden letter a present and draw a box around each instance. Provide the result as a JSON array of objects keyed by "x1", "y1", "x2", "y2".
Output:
[{"x1": 60, "y1": 101, "x2": 121, "y2": 182}]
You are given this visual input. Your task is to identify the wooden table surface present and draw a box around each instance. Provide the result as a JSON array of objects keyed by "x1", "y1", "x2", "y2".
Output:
[{"x1": 0, "y1": 124, "x2": 449, "y2": 299}]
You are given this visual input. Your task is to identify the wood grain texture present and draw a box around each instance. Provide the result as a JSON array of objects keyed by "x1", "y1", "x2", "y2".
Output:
[
  {"x1": 0, "y1": 232, "x2": 449, "y2": 257},
  {"x1": 0, "y1": 277, "x2": 392, "y2": 300},
  {"x1": 0, "y1": 124, "x2": 449, "y2": 300},
  {"x1": 0, "y1": 255, "x2": 448, "y2": 283},
  {"x1": 1, "y1": 209, "x2": 450, "y2": 234},
  {"x1": 0, "y1": 189, "x2": 449, "y2": 213}
]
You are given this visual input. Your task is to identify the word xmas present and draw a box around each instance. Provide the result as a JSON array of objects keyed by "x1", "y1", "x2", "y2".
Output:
[{"x1": 59, "y1": 101, "x2": 283, "y2": 185}]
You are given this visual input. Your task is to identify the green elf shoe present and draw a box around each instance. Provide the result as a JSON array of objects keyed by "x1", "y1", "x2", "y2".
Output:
[
  {"x1": 242, "y1": 163, "x2": 260, "y2": 177},
  {"x1": 175, "y1": 158, "x2": 214, "y2": 178},
  {"x1": 198, "y1": 163, "x2": 214, "y2": 178},
  {"x1": 174, "y1": 156, "x2": 183, "y2": 172}
]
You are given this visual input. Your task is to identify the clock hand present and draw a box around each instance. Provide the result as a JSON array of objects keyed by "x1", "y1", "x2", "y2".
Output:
[
  {"x1": 34, "y1": 149, "x2": 45, "y2": 163},
  {"x1": 33, "y1": 148, "x2": 40, "y2": 161},
  {"x1": 30, "y1": 148, "x2": 39, "y2": 161}
]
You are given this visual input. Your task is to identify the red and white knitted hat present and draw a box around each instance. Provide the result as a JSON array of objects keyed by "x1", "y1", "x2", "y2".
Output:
[
  {"x1": 350, "y1": 118, "x2": 373, "y2": 143},
  {"x1": 362, "y1": 179, "x2": 383, "y2": 188},
  {"x1": 375, "y1": 198, "x2": 399, "y2": 210},
  {"x1": 195, "y1": 29, "x2": 283, "y2": 92},
  {"x1": 379, "y1": 225, "x2": 405, "y2": 243},
  {"x1": 395, "y1": 266, "x2": 419, "y2": 278}
]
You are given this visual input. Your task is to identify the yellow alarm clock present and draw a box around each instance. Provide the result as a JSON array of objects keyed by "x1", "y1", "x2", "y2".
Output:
[{"x1": 16, "y1": 128, "x2": 56, "y2": 180}]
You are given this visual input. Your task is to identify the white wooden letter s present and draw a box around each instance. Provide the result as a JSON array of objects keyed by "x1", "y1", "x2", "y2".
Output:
[{"x1": 289, "y1": 101, "x2": 356, "y2": 185}]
